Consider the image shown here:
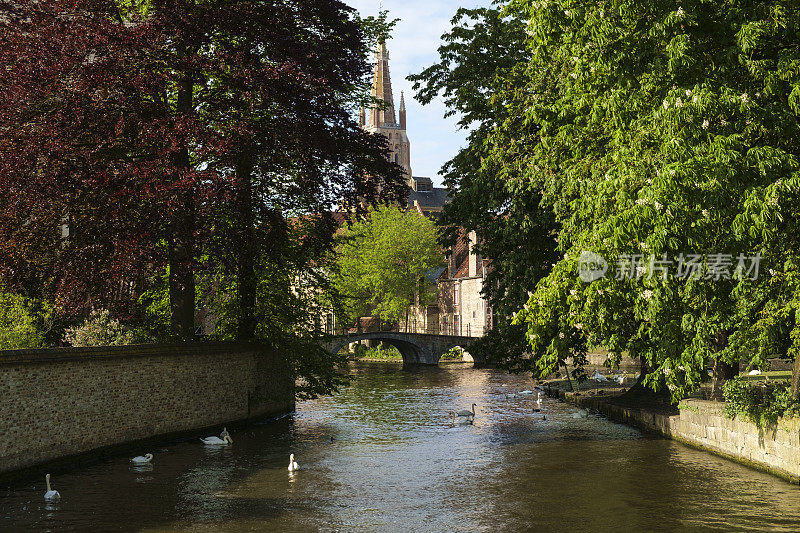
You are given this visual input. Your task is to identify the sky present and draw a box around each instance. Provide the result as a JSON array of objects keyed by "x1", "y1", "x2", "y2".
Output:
[{"x1": 347, "y1": 0, "x2": 493, "y2": 186}]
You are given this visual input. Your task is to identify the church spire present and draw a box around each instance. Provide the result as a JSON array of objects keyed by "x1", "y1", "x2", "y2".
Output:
[
  {"x1": 399, "y1": 91, "x2": 406, "y2": 130},
  {"x1": 363, "y1": 41, "x2": 412, "y2": 183},
  {"x1": 369, "y1": 41, "x2": 396, "y2": 128}
]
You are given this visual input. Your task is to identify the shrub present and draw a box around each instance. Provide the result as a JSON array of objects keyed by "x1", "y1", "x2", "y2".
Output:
[
  {"x1": 0, "y1": 292, "x2": 50, "y2": 349},
  {"x1": 64, "y1": 310, "x2": 136, "y2": 347},
  {"x1": 722, "y1": 377, "x2": 800, "y2": 427},
  {"x1": 440, "y1": 347, "x2": 464, "y2": 361},
  {"x1": 352, "y1": 343, "x2": 401, "y2": 359}
]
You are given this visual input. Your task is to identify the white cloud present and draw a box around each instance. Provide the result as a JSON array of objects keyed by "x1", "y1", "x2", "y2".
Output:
[{"x1": 346, "y1": 0, "x2": 493, "y2": 186}]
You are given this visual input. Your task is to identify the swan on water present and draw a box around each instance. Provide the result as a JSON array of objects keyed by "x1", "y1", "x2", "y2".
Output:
[
  {"x1": 519, "y1": 390, "x2": 534, "y2": 395},
  {"x1": 288, "y1": 454, "x2": 299, "y2": 472},
  {"x1": 44, "y1": 474, "x2": 60, "y2": 502},
  {"x1": 450, "y1": 411, "x2": 473, "y2": 425},
  {"x1": 571, "y1": 409, "x2": 589, "y2": 418},
  {"x1": 455, "y1": 403, "x2": 477, "y2": 419},
  {"x1": 200, "y1": 431, "x2": 234, "y2": 445},
  {"x1": 592, "y1": 371, "x2": 609, "y2": 382},
  {"x1": 131, "y1": 453, "x2": 153, "y2": 465}
]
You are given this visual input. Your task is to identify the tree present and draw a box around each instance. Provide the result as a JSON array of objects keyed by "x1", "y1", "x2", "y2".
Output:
[
  {"x1": 409, "y1": 5, "x2": 559, "y2": 365},
  {"x1": 0, "y1": 0, "x2": 404, "y2": 339},
  {"x1": 0, "y1": 0, "x2": 406, "y2": 398},
  {"x1": 0, "y1": 292, "x2": 52, "y2": 350},
  {"x1": 333, "y1": 205, "x2": 443, "y2": 327},
  {"x1": 492, "y1": 0, "x2": 800, "y2": 401}
]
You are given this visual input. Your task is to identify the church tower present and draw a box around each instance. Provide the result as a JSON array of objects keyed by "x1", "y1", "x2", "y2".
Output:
[{"x1": 364, "y1": 42, "x2": 412, "y2": 185}]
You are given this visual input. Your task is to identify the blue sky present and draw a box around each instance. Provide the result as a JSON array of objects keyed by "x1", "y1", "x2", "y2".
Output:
[{"x1": 347, "y1": 0, "x2": 493, "y2": 186}]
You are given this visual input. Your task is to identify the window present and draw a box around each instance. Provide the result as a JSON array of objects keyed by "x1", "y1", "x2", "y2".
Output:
[{"x1": 454, "y1": 284, "x2": 460, "y2": 306}]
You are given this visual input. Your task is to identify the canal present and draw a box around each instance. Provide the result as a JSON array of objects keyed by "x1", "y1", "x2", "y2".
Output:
[{"x1": 4, "y1": 362, "x2": 800, "y2": 532}]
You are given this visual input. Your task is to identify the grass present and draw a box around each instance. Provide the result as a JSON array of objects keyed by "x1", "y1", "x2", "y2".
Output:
[
  {"x1": 353, "y1": 345, "x2": 402, "y2": 361},
  {"x1": 350, "y1": 344, "x2": 466, "y2": 362},
  {"x1": 739, "y1": 370, "x2": 792, "y2": 382}
]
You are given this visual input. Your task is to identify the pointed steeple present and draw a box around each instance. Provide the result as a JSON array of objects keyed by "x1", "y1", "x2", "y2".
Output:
[
  {"x1": 362, "y1": 40, "x2": 412, "y2": 184},
  {"x1": 399, "y1": 91, "x2": 406, "y2": 130},
  {"x1": 369, "y1": 41, "x2": 397, "y2": 128}
]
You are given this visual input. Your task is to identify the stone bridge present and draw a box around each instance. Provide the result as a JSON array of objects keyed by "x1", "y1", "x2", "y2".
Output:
[{"x1": 322, "y1": 331, "x2": 480, "y2": 365}]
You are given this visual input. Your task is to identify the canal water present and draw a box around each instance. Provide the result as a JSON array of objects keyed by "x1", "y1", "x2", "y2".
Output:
[{"x1": 4, "y1": 362, "x2": 800, "y2": 532}]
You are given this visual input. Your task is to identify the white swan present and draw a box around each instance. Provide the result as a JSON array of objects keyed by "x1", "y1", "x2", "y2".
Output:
[
  {"x1": 455, "y1": 403, "x2": 477, "y2": 419},
  {"x1": 288, "y1": 453, "x2": 299, "y2": 472},
  {"x1": 519, "y1": 390, "x2": 534, "y2": 395},
  {"x1": 44, "y1": 474, "x2": 60, "y2": 502},
  {"x1": 200, "y1": 432, "x2": 233, "y2": 445},
  {"x1": 450, "y1": 411, "x2": 473, "y2": 425},
  {"x1": 131, "y1": 453, "x2": 153, "y2": 464}
]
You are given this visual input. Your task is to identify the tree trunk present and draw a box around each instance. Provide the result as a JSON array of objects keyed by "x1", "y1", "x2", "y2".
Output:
[
  {"x1": 710, "y1": 330, "x2": 735, "y2": 401},
  {"x1": 235, "y1": 151, "x2": 256, "y2": 340},
  {"x1": 791, "y1": 355, "x2": 800, "y2": 400},
  {"x1": 168, "y1": 64, "x2": 196, "y2": 340},
  {"x1": 711, "y1": 358, "x2": 737, "y2": 401},
  {"x1": 562, "y1": 362, "x2": 574, "y2": 392},
  {"x1": 168, "y1": 210, "x2": 196, "y2": 340}
]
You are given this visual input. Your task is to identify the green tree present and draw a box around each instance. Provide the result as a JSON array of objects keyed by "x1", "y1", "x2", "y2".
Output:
[
  {"x1": 0, "y1": 293, "x2": 51, "y2": 350},
  {"x1": 410, "y1": 5, "x2": 559, "y2": 365},
  {"x1": 333, "y1": 205, "x2": 443, "y2": 327},
  {"x1": 498, "y1": 0, "x2": 800, "y2": 401}
]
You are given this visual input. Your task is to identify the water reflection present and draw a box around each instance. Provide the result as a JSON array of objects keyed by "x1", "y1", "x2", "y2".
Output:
[{"x1": 2, "y1": 362, "x2": 800, "y2": 532}]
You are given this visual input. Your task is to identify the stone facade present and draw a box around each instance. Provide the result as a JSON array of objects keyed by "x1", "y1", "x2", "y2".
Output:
[
  {"x1": 408, "y1": 230, "x2": 492, "y2": 338},
  {"x1": 0, "y1": 343, "x2": 293, "y2": 476}
]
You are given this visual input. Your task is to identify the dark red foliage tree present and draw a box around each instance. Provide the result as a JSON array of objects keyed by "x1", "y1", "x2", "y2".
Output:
[{"x1": 0, "y1": 0, "x2": 405, "y2": 339}]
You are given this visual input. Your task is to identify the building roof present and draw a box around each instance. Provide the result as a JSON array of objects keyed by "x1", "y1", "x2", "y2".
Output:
[
  {"x1": 407, "y1": 184, "x2": 449, "y2": 209},
  {"x1": 425, "y1": 265, "x2": 447, "y2": 283}
]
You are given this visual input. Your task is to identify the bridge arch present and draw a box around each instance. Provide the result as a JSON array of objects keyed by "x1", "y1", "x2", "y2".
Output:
[{"x1": 323, "y1": 332, "x2": 480, "y2": 365}]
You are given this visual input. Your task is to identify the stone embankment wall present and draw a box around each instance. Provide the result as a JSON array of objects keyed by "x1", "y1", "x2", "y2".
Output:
[
  {"x1": 546, "y1": 387, "x2": 800, "y2": 483},
  {"x1": 0, "y1": 343, "x2": 293, "y2": 476}
]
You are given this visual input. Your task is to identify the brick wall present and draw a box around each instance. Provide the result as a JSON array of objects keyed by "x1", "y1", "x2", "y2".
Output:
[{"x1": 0, "y1": 343, "x2": 293, "y2": 475}]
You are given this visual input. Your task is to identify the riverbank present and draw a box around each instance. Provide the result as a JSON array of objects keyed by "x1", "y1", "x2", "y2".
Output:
[{"x1": 542, "y1": 379, "x2": 800, "y2": 484}]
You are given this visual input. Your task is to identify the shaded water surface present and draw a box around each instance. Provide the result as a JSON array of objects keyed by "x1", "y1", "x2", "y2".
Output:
[{"x1": 3, "y1": 362, "x2": 800, "y2": 532}]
